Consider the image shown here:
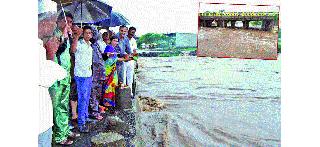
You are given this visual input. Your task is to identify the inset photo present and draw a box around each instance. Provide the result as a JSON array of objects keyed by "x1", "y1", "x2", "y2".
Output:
[{"x1": 198, "y1": 3, "x2": 280, "y2": 59}]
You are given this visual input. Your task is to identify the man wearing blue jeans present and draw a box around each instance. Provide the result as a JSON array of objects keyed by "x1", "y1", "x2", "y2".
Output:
[{"x1": 71, "y1": 25, "x2": 93, "y2": 133}]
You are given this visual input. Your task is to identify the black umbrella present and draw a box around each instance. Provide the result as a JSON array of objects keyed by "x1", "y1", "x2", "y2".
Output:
[{"x1": 57, "y1": 0, "x2": 112, "y2": 26}]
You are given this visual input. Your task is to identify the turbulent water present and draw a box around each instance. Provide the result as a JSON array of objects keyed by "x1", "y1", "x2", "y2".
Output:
[
  {"x1": 135, "y1": 56, "x2": 281, "y2": 147},
  {"x1": 197, "y1": 27, "x2": 278, "y2": 59}
]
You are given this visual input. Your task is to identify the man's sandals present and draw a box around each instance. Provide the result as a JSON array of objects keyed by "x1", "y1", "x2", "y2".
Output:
[
  {"x1": 58, "y1": 138, "x2": 73, "y2": 145},
  {"x1": 57, "y1": 132, "x2": 80, "y2": 145},
  {"x1": 68, "y1": 132, "x2": 80, "y2": 138}
]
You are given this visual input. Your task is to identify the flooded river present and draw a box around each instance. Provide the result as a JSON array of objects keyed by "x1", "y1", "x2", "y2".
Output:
[
  {"x1": 197, "y1": 27, "x2": 278, "y2": 59},
  {"x1": 135, "y1": 56, "x2": 280, "y2": 146}
]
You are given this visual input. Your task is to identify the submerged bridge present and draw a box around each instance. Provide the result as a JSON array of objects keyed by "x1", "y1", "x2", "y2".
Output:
[{"x1": 199, "y1": 12, "x2": 278, "y2": 31}]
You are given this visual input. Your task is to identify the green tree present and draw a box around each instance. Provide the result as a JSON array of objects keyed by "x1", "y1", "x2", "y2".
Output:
[{"x1": 137, "y1": 33, "x2": 168, "y2": 49}]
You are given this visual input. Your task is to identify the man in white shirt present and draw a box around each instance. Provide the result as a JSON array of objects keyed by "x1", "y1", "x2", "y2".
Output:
[
  {"x1": 39, "y1": 40, "x2": 67, "y2": 146},
  {"x1": 38, "y1": 0, "x2": 70, "y2": 146},
  {"x1": 71, "y1": 25, "x2": 93, "y2": 133},
  {"x1": 125, "y1": 27, "x2": 138, "y2": 97}
]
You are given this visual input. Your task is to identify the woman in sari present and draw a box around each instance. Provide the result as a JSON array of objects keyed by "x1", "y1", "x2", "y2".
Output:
[{"x1": 101, "y1": 36, "x2": 128, "y2": 111}]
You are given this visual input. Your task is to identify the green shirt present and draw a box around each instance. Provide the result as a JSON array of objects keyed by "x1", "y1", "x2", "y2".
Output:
[{"x1": 52, "y1": 28, "x2": 71, "y2": 86}]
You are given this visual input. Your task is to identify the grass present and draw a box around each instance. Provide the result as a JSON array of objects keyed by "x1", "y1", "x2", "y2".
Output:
[
  {"x1": 158, "y1": 52, "x2": 181, "y2": 57},
  {"x1": 278, "y1": 38, "x2": 281, "y2": 53},
  {"x1": 179, "y1": 47, "x2": 197, "y2": 51},
  {"x1": 157, "y1": 47, "x2": 196, "y2": 57}
]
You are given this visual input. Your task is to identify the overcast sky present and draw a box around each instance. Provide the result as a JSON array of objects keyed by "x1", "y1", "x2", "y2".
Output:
[{"x1": 101, "y1": 0, "x2": 280, "y2": 36}]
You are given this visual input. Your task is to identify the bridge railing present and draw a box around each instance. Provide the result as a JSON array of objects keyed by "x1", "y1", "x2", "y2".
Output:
[{"x1": 199, "y1": 12, "x2": 278, "y2": 17}]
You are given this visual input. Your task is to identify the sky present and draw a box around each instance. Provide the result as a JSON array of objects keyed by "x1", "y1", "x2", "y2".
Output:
[{"x1": 101, "y1": 0, "x2": 280, "y2": 36}]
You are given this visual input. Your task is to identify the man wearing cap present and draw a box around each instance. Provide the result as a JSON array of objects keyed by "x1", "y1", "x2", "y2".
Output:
[
  {"x1": 39, "y1": 0, "x2": 81, "y2": 145},
  {"x1": 38, "y1": 0, "x2": 75, "y2": 146}
]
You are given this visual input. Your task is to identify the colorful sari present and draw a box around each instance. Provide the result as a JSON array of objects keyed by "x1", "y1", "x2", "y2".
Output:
[{"x1": 102, "y1": 45, "x2": 118, "y2": 107}]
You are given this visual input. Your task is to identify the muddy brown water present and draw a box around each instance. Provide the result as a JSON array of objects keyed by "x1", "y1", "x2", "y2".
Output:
[
  {"x1": 135, "y1": 56, "x2": 280, "y2": 146},
  {"x1": 197, "y1": 27, "x2": 278, "y2": 59}
]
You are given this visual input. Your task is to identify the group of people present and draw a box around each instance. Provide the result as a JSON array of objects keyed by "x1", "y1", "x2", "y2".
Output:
[{"x1": 38, "y1": 0, "x2": 138, "y2": 146}]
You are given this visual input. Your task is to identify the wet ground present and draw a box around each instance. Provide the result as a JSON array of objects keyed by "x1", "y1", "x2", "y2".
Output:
[
  {"x1": 52, "y1": 109, "x2": 136, "y2": 147},
  {"x1": 135, "y1": 56, "x2": 281, "y2": 146}
]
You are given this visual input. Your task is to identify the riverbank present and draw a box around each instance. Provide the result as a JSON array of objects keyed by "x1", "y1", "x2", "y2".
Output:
[
  {"x1": 138, "y1": 50, "x2": 197, "y2": 57},
  {"x1": 52, "y1": 55, "x2": 280, "y2": 146},
  {"x1": 52, "y1": 87, "x2": 137, "y2": 146}
]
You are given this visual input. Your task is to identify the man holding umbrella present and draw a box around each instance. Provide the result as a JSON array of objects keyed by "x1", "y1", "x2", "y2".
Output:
[
  {"x1": 38, "y1": 0, "x2": 65, "y2": 146},
  {"x1": 48, "y1": 9, "x2": 81, "y2": 145},
  {"x1": 39, "y1": 0, "x2": 80, "y2": 145}
]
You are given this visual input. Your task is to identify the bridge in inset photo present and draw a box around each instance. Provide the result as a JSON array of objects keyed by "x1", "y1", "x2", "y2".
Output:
[{"x1": 199, "y1": 12, "x2": 279, "y2": 31}]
